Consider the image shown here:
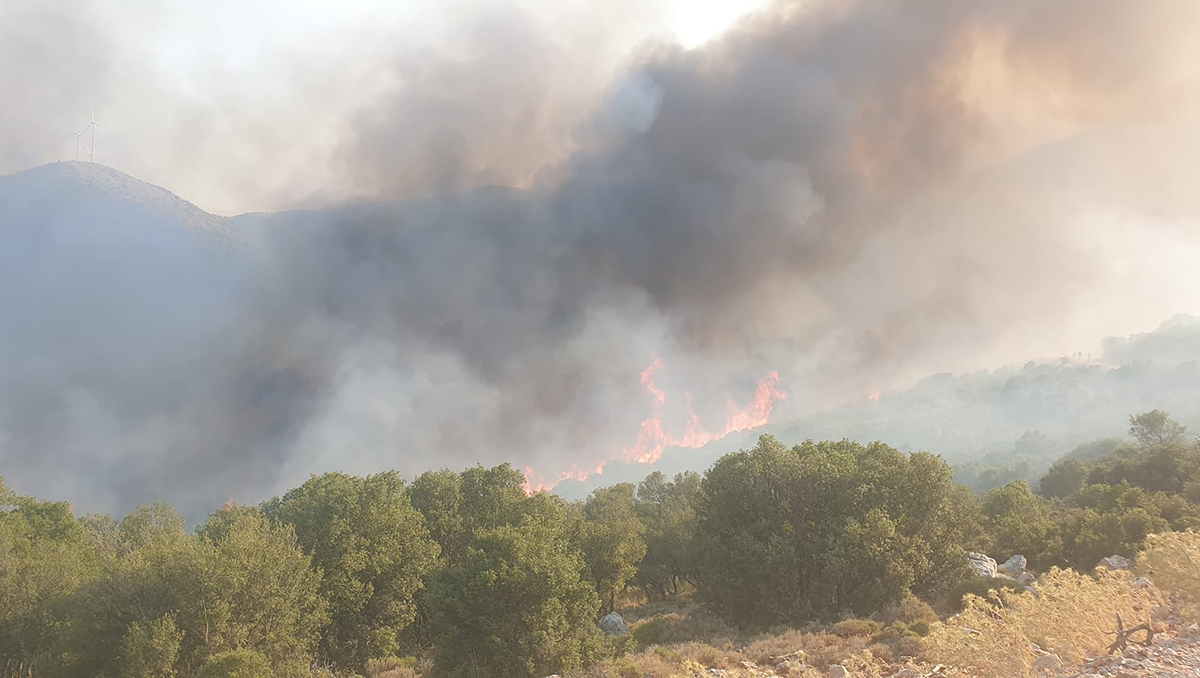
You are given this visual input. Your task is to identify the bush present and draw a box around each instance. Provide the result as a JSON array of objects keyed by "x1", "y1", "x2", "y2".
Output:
[
  {"x1": 926, "y1": 568, "x2": 1166, "y2": 675},
  {"x1": 879, "y1": 596, "x2": 938, "y2": 626},
  {"x1": 629, "y1": 610, "x2": 735, "y2": 647},
  {"x1": 946, "y1": 576, "x2": 1027, "y2": 610},
  {"x1": 871, "y1": 621, "x2": 917, "y2": 644},
  {"x1": 1138, "y1": 531, "x2": 1200, "y2": 620},
  {"x1": 906, "y1": 619, "x2": 931, "y2": 637},
  {"x1": 366, "y1": 656, "x2": 419, "y2": 678},
  {"x1": 832, "y1": 619, "x2": 881, "y2": 638},
  {"x1": 195, "y1": 650, "x2": 273, "y2": 678}
]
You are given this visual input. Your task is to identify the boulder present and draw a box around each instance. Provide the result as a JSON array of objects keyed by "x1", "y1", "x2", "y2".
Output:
[
  {"x1": 1030, "y1": 643, "x2": 1061, "y2": 671},
  {"x1": 998, "y1": 554, "x2": 1027, "y2": 576},
  {"x1": 599, "y1": 611, "x2": 630, "y2": 636},
  {"x1": 1098, "y1": 555, "x2": 1133, "y2": 570},
  {"x1": 967, "y1": 552, "x2": 998, "y2": 578},
  {"x1": 829, "y1": 664, "x2": 850, "y2": 678},
  {"x1": 1017, "y1": 571, "x2": 1037, "y2": 586}
]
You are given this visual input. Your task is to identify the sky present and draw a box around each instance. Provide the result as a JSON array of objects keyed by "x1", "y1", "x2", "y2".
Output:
[
  {"x1": 2, "y1": 0, "x2": 1200, "y2": 513},
  {"x1": 0, "y1": 0, "x2": 770, "y2": 215}
]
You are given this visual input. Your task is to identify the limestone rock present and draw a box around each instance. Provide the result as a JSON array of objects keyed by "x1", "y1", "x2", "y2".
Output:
[
  {"x1": 967, "y1": 552, "x2": 998, "y2": 578},
  {"x1": 829, "y1": 664, "x2": 850, "y2": 678},
  {"x1": 1099, "y1": 555, "x2": 1133, "y2": 570},
  {"x1": 998, "y1": 554, "x2": 1027, "y2": 576},
  {"x1": 599, "y1": 611, "x2": 630, "y2": 635}
]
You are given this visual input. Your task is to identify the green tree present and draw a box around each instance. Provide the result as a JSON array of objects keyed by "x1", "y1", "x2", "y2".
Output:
[
  {"x1": 428, "y1": 510, "x2": 606, "y2": 677},
  {"x1": 118, "y1": 503, "x2": 187, "y2": 554},
  {"x1": 982, "y1": 480, "x2": 1065, "y2": 570},
  {"x1": 580, "y1": 483, "x2": 646, "y2": 614},
  {"x1": 1038, "y1": 458, "x2": 1089, "y2": 498},
  {"x1": 0, "y1": 495, "x2": 101, "y2": 674},
  {"x1": 117, "y1": 613, "x2": 183, "y2": 678},
  {"x1": 634, "y1": 471, "x2": 701, "y2": 599},
  {"x1": 194, "y1": 649, "x2": 273, "y2": 678},
  {"x1": 696, "y1": 436, "x2": 973, "y2": 624},
  {"x1": 67, "y1": 507, "x2": 325, "y2": 676},
  {"x1": 1129, "y1": 410, "x2": 1187, "y2": 446},
  {"x1": 408, "y1": 469, "x2": 466, "y2": 563},
  {"x1": 267, "y1": 472, "x2": 439, "y2": 669}
]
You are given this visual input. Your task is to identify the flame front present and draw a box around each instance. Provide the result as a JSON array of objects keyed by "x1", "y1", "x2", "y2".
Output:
[{"x1": 522, "y1": 359, "x2": 786, "y2": 494}]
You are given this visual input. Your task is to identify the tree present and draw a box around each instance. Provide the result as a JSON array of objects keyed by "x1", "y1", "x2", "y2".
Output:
[
  {"x1": 66, "y1": 507, "x2": 325, "y2": 677},
  {"x1": 409, "y1": 464, "x2": 529, "y2": 567},
  {"x1": 982, "y1": 480, "x2": 1066, "y2": 570},
  {"x1": 1129, "y1": 410, "x2": 1186, "y2": 446},
  {"x1": 1038, "y1": 458, "x2": 1089, "y2": 498},
  {"x1": 266, "y1": 472, "x2": 439, "y2": 670},
  {"x1": 579, "y1": 483, "x2": 646, "y2": 614},
  {"x1": 117, "y1": 613, "x2": 182, "y2": 678},
  {"x1": 695, "y1": 436, "x2": 973, "y2": 624},
  {"x1": 427, "y1": 510, "x2": 606, "y2": 677},
  {"x1": 634, "y1": 471, "x2": 701, "y2": 599},
  {"x1": 0, "y1": 496, "x2": 101, "y2": 674},
  {"x1": 408, "y1": 469, "x2": 466, "y2": 563}
]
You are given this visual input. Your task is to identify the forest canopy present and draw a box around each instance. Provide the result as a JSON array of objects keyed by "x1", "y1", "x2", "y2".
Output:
[{"x1": 1, "y1": 411, "x2": 1197, "y2": 677}]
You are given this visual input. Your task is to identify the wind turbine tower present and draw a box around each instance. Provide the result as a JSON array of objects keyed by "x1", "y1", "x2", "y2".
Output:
[{"x1": 85, "y1": 106, "x2": 98, "y2": 163}]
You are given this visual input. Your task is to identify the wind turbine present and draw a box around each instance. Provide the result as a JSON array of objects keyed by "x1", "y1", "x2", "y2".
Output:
[
  {"x1": 82, "y1": 106, "x2": 98, "y2": 162},
  {"x1": 68, "y1": 129, "x2": 84, "y2": 161}
]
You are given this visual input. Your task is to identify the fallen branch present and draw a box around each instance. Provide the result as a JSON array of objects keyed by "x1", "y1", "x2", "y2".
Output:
[{"x1": 1106, "y1": 612, "x2": 1154, "y2": 654}]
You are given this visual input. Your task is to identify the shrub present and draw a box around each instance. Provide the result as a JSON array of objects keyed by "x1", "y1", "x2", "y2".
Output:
[
  {"x1": 366, "y1": 656, "x2": 419, "y2": 678},
  {"x1": 906, "y1": 620, "x2": 931, "y2": 637},
  {"x1": 631, "y1": 616, "x2": 673, "y2": 646},
  {"x1": 945, "y1": 576, "x2": 1027, "y2": 610},
  {"x1": 879, "y1": 596, "x2": 938, "y2": 626},
  {"x1": 1138, "y1": 531, "x2": 1200, "y2": 620},
  {"x1": 195, "y1": 650, "x2": 273, "y2": 678},
  {"x1": 832, "y1": 619, "x2": 881, "y2": 638},
  {"x1": 871, "y1": 621, "x2": 916, "y2": 644},
  {"x1": 926, "y1": 568, "x2": 1166, "y2": 676},
  {"x1": 629, "y1": 610, "x2": 735, "y2": 648}
]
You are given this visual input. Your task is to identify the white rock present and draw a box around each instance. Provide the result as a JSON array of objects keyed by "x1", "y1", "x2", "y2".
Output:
[
  {"x1": 1017, "y1": 571, "x2": 1037, "y2": 586},
  {"x1": 998, "y1": 554, "x2": 1027, "y2": 576},
  {"x1": 599, "y1": 611, "x2": 630, "y2": 635},
  {"x1": 1098, "y1": 555, "x2": 1132, "y2": 570},
  {"x1": 829, "y1": 664, "x2": 850, "y2": 678},
  {"x1": 967, "y1": 552, "x2": 998, "y2": 578}
]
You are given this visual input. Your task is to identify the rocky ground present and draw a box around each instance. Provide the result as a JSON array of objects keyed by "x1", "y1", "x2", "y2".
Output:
[
  {"x1": 689, "y1": 626, "x2": 1200, "y2": 678},
  {"x1": 1067, "y1": 625, "x2": 1200, "y2": 678}
]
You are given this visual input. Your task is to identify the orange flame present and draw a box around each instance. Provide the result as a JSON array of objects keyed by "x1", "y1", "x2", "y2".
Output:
[
  {"x1": 521, "y1": 359, "x2": 786, "y2": 494},
  {"x1": 867, "y1": 387, "x2": 882, "y2": 402}
]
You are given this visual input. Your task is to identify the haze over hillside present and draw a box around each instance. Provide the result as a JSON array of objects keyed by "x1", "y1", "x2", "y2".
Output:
[
  {"x1": 0, "y1": 161, "x2": 1196, "y2": 516},
  {"x1": 3, "y1": 1, "x2": 1200, "y2": 517}
]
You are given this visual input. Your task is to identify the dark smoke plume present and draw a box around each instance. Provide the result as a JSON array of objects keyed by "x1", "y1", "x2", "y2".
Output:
[{"x1": 2, "y1": 0, "x2": 1200, "y2": 515}]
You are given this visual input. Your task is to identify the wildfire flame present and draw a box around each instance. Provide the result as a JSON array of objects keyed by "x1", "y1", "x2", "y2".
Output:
[
  {"x1": 522, "y1": 358, "x2": 786, "y2": 494},
  {"x1": 868, "y1": 387, "x2": 882, "y2": 402}
]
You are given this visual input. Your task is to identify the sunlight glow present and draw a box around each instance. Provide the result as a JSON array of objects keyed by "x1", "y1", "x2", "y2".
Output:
[{"x1": 672, "y1": 0, "x2": 773, "y2": 48}]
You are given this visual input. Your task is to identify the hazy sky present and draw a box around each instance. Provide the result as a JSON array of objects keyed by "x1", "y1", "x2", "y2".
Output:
[{"x1": 0, "y1": 0, "x2": 770, "y2": 215}]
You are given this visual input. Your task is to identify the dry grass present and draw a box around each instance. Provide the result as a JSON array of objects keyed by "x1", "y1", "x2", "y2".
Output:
[
  {"x1": 925, "y1": 567, "x2": 1166, "y2": 676},
  {"x1": 1138, "y1": 530, "x2": 1200, "y2": 620},
  {"x1": 365, "y1": 656, "x2": 420, "y2": 678}
]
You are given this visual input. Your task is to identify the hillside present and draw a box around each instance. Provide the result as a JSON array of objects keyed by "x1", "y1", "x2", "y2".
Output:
[{"x1": 556, "y1": 316, "x2": 1200, "y2": 497}]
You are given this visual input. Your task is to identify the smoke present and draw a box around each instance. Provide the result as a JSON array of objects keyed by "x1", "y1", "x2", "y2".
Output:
[{"x1": 3, "y1": 0, "x2": 1200, "y2": 514}]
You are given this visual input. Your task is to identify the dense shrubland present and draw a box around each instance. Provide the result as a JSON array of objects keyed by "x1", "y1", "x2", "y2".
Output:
[{"x1": 1, "y1": 411, "x2": 1198, "y2": 677}]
